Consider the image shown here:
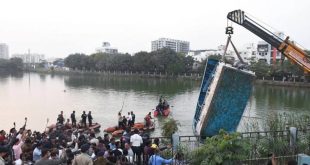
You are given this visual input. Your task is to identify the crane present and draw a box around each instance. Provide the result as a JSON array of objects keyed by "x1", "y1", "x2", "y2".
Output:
[{"x1": 227, "y1": 9, "x2": 310, "y2": 73}]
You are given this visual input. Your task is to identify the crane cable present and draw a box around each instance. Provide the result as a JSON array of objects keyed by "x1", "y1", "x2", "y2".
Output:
[{"x1": 223, "y1": 34, "x2": 245, "y2": 64}]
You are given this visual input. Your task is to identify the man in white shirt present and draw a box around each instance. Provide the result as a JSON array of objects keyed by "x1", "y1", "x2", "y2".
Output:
[
  {"x1": 127, "y1": 112, "x2": 132, "y2": 126},
  {"x1": 124, "y1": 143, "x2": 134, "y2": 163},
  {"x1": 130, "y1": 129, "x2": 143, "y2": 165}
]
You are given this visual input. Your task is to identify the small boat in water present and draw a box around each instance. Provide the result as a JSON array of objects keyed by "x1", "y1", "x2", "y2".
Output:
[
  {"x1": 46, "y1": 122, "x2": 101, "y2": 133},
  {"x1": 104, "y1": 122, "x2": 155, "y2": 137},
  {"x1": 154, "y1": 107, "x2": 170, "y2": 117},
  {"x1": 193, "y1": 59, "x2": 255, "y2": 137},
  {"x1": 154, "y1": 98, "x2": 170, "y2": 117}
]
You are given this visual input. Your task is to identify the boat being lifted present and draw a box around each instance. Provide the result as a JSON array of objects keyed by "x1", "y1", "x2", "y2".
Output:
[{"x1": 193, "y1": 59, "x2": 255, "y2": 137}]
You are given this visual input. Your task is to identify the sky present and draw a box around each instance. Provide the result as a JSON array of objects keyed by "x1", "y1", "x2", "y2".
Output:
[{"x1": 0, "y1": 0, "x2": 310, "y2": 58}]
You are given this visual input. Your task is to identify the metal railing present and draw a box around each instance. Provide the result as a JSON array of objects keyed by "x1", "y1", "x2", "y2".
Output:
[{"x1": 148, "y1": 129, "x2": 310, "y2": 164}]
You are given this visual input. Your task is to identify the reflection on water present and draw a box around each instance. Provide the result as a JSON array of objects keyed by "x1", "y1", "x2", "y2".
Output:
[
  {"x1": 0, "y1": 72, "x2": 24, "y2": 82},
  {"x1": 64, "y1": 75, "x2": 199, "y2": 96},
  {"x1": 252, "y1": 85, "x2": 310, "y2": 114},
  {"x1": 240, "y1": 85, "x2": 310, "y2": 132},
  {"x1": 0, "y1": 73, "x2": 309, "y2": 136}
]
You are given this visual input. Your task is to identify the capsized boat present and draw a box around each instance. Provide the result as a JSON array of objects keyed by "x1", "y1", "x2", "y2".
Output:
[{"x1": 193, "y1": 59, "x2": 255, "y2": 137}]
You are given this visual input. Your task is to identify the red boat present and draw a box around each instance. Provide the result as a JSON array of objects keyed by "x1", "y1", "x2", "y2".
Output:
[
  {"x1": 104, "y1": 122, "x2": 155, "y2": 137},
  {"x1": 46, "y1": 122, "x2": 101, "y2": 133},
  {"x1": 154, "y1": 107, "x2": 170, "y2": 117},
  {"x1": 154, "y1": 97, "x2": 170, "y2": 117}
]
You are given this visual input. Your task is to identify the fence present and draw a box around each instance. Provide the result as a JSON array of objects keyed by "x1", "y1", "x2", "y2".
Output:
[{"x1": 149, "y1": 128, "x2": 310, "y2": 164}]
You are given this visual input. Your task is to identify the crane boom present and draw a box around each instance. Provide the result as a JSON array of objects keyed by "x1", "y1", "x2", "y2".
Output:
[{"x1": 227, "y1": 10, "x2": 310, "y2": 73}]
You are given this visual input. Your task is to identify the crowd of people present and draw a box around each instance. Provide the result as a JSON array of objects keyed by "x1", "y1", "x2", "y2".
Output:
[{"x1": 0, "y1": 111, "x2": 176, "y2": 165}]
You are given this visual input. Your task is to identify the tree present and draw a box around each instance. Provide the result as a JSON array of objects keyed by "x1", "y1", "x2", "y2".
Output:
[
  {"x1": 249, "y1": 60, "x2": 271, "y2": 78},
  {"x1": 64, "y1": 53, "x2": 89, "y2": 70},
  {"x1": 132, "y1": 51, "x2": 152, "y2": 72},
  {"x1": 0, "y1": 58, "x2": 23, "y2": 72},
  {"x1": 191, "y1": 130, "x2": 250, "y2": 165},
  {"x1": 161, "y1": 118, "x2": 180, "y2": 137}
]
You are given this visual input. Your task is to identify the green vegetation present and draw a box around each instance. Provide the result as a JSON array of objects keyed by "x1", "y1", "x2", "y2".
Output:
[
  {"x1": 191, "y1": 130, "x2": 250, "y2": 165},
  {"x1": 0, "y1": 58, "x2": 23, "y2": 72},
  {"x1": 187, "y1": 113, "x2": 310, "y2": 164},
  {"x1": 64, "y1": 48, "x2": 195, "y2": 75},
  {"x1": 249, "y1": 60, "x2": 304, "y2": 79},
  {"x1": 161, "y1": 118, "x2": 180, "y2": 137}
]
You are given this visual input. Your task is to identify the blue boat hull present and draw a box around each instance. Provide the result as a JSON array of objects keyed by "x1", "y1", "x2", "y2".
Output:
[{"x1": 193, "y1": 60, "x2": 255, "y2": 137}]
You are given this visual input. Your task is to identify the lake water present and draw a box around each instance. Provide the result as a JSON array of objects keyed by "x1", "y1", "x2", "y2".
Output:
[{"x1": 0, "y1": 73, "x2": 309, "y2": 136}]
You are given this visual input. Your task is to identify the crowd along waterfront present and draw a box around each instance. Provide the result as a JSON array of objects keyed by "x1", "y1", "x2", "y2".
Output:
[{"x1": 0, "y1": 72, "x2": 309, "y2": 136}]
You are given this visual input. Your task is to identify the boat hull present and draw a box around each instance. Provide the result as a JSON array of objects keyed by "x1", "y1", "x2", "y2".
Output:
[
  {"x1": 104, "y1": 122, "x2": 155, "y2": 137},
  {"x1": 154, "y1": 108, "x2": 170, "y2": 117},
  {"x1": 46, "y1": 123, "x2": 101, "y2": 133},
  {"x1": 193, "y1": 60, "x2": 255, "y2": 137}
]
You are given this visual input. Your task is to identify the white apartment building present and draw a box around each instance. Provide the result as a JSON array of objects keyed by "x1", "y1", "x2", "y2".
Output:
[
  {"x1": 12, "y1": 53, "x2": 45, "y2": 63},
  {"x1": 151, "y1": 38, "x2": 190, "y2": 53},
  {"x1": 238, "y1": 43, "x2": 257, "y2": 63},
  {"x1": 255, "y1": 32, "x2": 285, "y2": 64},
  {"x1": 187, "y1": 45, "x2": 235, "y2": 62},
  {"x1": 0, "y1": 43, "x2": 9, "y2": 59},
  {"x1": 96, "y1": 42, "x2": 118, "y2": 54}
]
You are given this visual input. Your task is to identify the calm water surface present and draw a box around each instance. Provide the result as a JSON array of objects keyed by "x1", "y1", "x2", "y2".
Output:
[{"x1": 0, "y1": 73, "x2": 309, "y2": 136}]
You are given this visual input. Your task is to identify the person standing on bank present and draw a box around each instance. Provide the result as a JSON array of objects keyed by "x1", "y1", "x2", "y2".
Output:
[
  {"x1": 0, "y1": 147, "x2": 9, "y2": 165},
  {"x1": 72, "y1": 144, "x2": 93, "y2": 165},
  {"x1": 71, "y1": 111, "x2": 76, "y2": 127},
  {"x1": 127, "y1": 112, "x2": 132, "y2": 127},
  {"x1": 118, "y1": 112, "x2": 123, "y2": 128},
  {"x1": 131, "y1": 111, "x2": 135, "y2": 126},
  {"x1": 130, "y1": 129, "x2": 143, "y2": 165},
  {"x1": 81, "y1": 111, "x2": 87, "y2": 128},
  {"x1": 88, "y1": 111, "x2": 93, "y2": 127},
  {"x1": 57, "y1": 111, "x2": 64, "y2": 125}
]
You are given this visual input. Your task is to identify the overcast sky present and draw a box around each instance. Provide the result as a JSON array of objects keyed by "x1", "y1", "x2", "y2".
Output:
[{"x1": 1, "y1": 0, "x2": 310, "y2": 58}]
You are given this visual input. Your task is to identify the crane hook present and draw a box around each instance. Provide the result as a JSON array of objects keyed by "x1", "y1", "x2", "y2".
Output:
[{"x1": 226, "y1": 26, "x2": 233, "y2": 35}]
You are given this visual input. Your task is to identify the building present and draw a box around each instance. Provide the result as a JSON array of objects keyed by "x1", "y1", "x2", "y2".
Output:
[
  {"x1": 187, "y1": 45, "x2": 235, "y2": 62},
  {"x1": 151, "y1": 38, "x2": 190, "y2": 53},
  {"x1": 187, "y1": 45, "x2": 235, "y2": 70},
  {"x1": 238, "y1": 43, "x2": 257, "y2": 63},
  {"x1": 96, "y1": 42, "x2": 118, "y2": 54},
  {"x1": 255, "y1": 32, "x2": 285, "y2": 65},
  {"x1": 12, "y1": 53, "x2": 45, "y2": 63},
  {"x1": 0, "y1": 43, "x2": 9, "y2": 59}
]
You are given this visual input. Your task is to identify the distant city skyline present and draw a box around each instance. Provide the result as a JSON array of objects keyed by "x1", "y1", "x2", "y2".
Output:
[
  {"x1": 151, "y1": 38, "x2": 190, "y2": 53},
  {"x1": 0, "y1": 0, "x2": 309, "y2": 58},
  {"x1": 0, "y1": 43, "x2": 9, "y2": 59}
]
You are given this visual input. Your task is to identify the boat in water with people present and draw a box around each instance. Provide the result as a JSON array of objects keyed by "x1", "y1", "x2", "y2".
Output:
[
  {"x1": 193, "y1": 59, "x2": 255, "y2": 137},
  {"x1": 104, "y1": 122, "x2": 155, "y2": 137},
  {"x1": 46, "y1": 122, "x2": 101, "y2": 133},
  {"x1": 154, "y1": 96, "x2": 170, "y2": 117}
]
